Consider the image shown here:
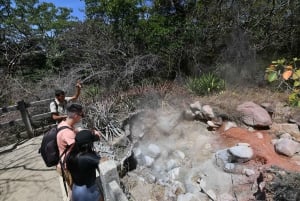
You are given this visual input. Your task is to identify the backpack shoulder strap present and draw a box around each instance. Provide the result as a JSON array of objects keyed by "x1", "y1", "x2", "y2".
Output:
[
  {"x1": 51, "y1": 99, "x2": 59, "y2": 113},
  {"x1": 57, "y1": 126, "x2": 71, "y2": 133}
]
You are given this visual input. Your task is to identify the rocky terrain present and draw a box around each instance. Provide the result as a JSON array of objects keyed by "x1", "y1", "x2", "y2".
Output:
[
  {"x1": 115, "y1": 99, "x2": 300, "y2": 201},
  {"x1": 2, "y1": 86, "x2": 300, "y2": 201}
]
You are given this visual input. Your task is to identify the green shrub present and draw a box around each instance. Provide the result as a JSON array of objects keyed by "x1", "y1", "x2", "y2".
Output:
[
  {"x1": 82, "y1": 84, "x2": 103, "y2": 102},
  {"x1": 265, "y1": 57, "x2": 300, "y2": 106},
  {"x1": 186, "y1": 73, "x2": 225, "y2": 95}
]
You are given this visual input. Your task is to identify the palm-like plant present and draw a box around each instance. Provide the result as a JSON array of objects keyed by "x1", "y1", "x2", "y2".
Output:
[{"x1": 186, "y1": 73, "x2": 225, "y2": 96}]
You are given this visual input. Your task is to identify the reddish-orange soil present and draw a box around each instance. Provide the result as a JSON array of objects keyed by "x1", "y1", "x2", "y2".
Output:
[{"x1": 218, "y1": 127, "x2": 300, "y2": 172}]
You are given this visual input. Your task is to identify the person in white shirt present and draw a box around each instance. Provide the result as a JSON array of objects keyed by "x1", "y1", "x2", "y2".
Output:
[{"x1": 50, "y1": 81, "x2": 82, "y2": 123}]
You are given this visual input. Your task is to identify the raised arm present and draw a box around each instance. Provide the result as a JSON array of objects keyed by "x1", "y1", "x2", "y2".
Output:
[{"x1": 69, "y1": 81, "x2": 82, "y2": 101}]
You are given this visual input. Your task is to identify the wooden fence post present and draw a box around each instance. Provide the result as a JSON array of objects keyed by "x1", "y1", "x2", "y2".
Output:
[{"x1": 17, "y1": 100, "x2": 33, "y2": 138}]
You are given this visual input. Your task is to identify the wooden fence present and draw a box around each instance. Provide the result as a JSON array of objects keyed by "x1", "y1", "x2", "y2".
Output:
[{"x1": 0, "y1": 99, "x2": 53, "y2": 138}]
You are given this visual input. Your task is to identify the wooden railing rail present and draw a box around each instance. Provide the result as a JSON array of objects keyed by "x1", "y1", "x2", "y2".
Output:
[{"x1": 0, "y1": 98, "x2": 53, "y2": 138}]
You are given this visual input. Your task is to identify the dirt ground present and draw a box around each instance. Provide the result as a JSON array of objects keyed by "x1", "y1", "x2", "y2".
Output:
[{"x1": 218, "y1": 127, "x2": 300, "y2": 172}]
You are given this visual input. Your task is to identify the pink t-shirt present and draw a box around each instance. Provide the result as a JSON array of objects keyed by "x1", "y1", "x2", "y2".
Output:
[{"x1": 56, "y1": 121, "x2": 75, "y2": 165}]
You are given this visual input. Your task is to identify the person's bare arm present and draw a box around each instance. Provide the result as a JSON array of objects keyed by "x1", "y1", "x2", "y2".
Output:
[
  {"x1": 69, "y1": 81, "x2": 82, "y2": 101},
  {"x1": 51, "y1": 113, "x2": 67, "y2": 122},
  {"x1": 93, "y1": 130, "x2": 102, "y2": 139}
]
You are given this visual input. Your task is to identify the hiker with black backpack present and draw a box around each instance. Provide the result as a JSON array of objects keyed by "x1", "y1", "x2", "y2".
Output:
[
  {"x1": 50, "y1": 81, "x2": 82, "y2": 123},
  {"x1": 66, "y1": 129, "x2": 104, "y2": 201},
  {"x1": 56, "y1": 103, "x2": 101, "y2": 199}
]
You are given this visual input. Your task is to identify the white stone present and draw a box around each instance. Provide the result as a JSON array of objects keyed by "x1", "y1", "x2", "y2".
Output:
[
  {"x1": 131, "y1": 123, "x2": 145, "y2": 139},
  {"x1": 207, "y1": 121, "x2": 219, "y2": 128},
  {"x1": 271, "y1": 123, "x2": 300, "y2": 138},
  {"x1": 274, "y1": 138, "x2": 300, "y2": 157},
  {"x1": 190, "y1": 101, "x2": 202, "y2": 112},
  {"x1": 153, "y1": 163, "x2": 163, "y2": 173},
  {"x1": 223, "y1": 121, "x2": 237, "y2": 131},
  {"x1": 229, "y1": 145, "x2": 253, "y2": 159},
  {"x1": 202, "y1": 105, "x2": 215, "y2": 119},
  {"x1": 236, "y1": 142, "x2": 250, "y2": 147},
  {"x1": 243, "y1": 168, "x2": 255, "y2": 176},
  {"x1": 206, "y1": 189, "x2": 217, "y2": 201},
  {"x1": 124, "y1": 124, "x2": 130, "y2": 136},
  {"x1": 133, "y1": 148, "x2": 145, "y2": 165},
  {"x1": 168, "y1": 167, "x2": 180, "y2": 180},
  {"x1": 215, "y1": 149, "x2": 232, "y2": 167},
  {"x1": 173, "y1": 150, "x2": 185, "y2": 160},
  {"x1": 224, "y1": 163, "x2": 235, "y2": 172},
  {"x1": 280, "y1": 133, "x2": 293, "y2": 139},
  {"x1": 147, "y1": 144, "x2": 161, "y2": 158},
  {"x1": 248, "y1": 127, "x2": 255, "y2": 131},
  {"x1": 138, "y1": 132, "x2": 145, "y2": 138},
  {"x1": 199, "y1": 178, "x2": 206, "y2": 190},
  {"x1": 167, "y1": 159, "x2": 180, "y2": 171},
  {"x1": 133, "y1": 147, "x2": 142, "y2": 156},
  {"x1": 144, "y1": 155, "x2": 154, "y2": 167}
]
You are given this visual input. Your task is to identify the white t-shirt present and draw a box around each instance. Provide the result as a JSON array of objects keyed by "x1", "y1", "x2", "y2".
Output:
[
  {"x1": 49, "y1": 97, "x2": 84, "y2": 129},
  {"x1": 49, "y1": 97, "x2": 72, "y2": 116}
]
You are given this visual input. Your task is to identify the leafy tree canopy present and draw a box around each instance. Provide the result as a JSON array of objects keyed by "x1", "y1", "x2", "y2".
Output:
[{"x1": 0, "y1": 0, "x2": 77, "y2": 75}]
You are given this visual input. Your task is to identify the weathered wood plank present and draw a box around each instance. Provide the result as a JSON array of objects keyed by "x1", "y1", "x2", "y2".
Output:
[
  {"x1": 28, "y1": 99, "x2": 52, "y2": 107},
  {"x1": 0, "y1": 105, "x2": 18, "y2": 115},
  {"x1": 0, "y1": 98, "x2": 52, "y2": 116},
  {"x1": 19, "y1": 123, "x2": 56, "y2": 138},
  {"x1": 31, "y1": 112, "x2": 52, "y2": 120},
  {"x1": 0, "y1": 119, "x2": 23, "y2": 129},
  {"x1": 0, "y1": 98, "x2": 53, "y2": 137}
]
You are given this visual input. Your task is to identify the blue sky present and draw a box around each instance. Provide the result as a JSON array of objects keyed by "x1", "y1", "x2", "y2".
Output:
[{"x1": 41, "y1": 0, "x2": 85, "y2": 20}]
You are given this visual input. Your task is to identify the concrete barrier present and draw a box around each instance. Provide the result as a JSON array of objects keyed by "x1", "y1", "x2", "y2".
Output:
[{"x1": 99, "y1": 160, "x2": 128, "y2": 201}]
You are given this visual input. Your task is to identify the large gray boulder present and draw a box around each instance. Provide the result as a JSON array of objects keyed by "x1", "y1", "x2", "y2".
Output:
[
  {"x1": 237, "y1": 101, "x2": 272, "y2": 127},
  {"x1": 274, "y1": 138, "x2": 300, "y2": 157}
]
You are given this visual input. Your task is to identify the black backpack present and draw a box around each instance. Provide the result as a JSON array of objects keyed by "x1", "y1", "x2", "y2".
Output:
[{"x1": 39, "y1": 126, "x2": 71, "y2": 167}]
